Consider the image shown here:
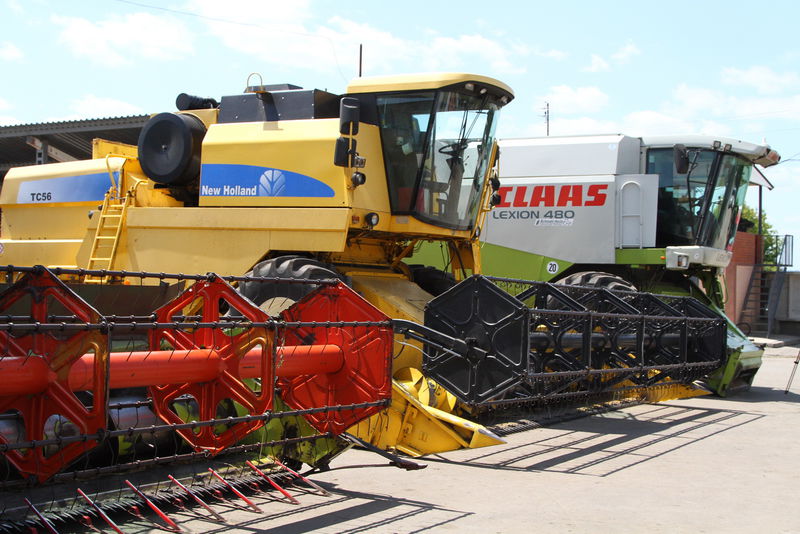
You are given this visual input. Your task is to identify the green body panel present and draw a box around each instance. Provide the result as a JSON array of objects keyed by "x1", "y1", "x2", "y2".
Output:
[{"x1": 615, "y1": 248, "x2": 668, "y2": 265}]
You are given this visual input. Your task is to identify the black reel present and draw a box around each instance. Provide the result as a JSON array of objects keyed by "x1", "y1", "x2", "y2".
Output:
[{"x1": 423, "y1": 276, "x2": 530, "y2": 406}]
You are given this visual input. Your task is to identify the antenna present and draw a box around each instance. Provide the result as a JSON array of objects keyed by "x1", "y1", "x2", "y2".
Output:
[
  {"x1": 359, "y1": 44, "x2": 363, "y2": 77},
  {"x1": 542, "y1": 102, "x2": 550, "y2": 136}
]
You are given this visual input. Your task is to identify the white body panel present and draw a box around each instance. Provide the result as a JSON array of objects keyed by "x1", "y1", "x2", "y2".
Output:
[{"x1": 484, "y1": 136, "x2": 657, "y2": 264}]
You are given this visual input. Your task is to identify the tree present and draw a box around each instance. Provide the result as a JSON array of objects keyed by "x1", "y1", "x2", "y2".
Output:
[
  {"x1": 740, "y1": 204, "x2": 784, "y2": 266},
  {"x1": 739, "y1": 204, "x2": 774, "y2": 236}
]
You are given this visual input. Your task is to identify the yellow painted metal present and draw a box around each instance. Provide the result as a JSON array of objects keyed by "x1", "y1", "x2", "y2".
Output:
[
  {"x1": 348, "y1": 273, "x2": 430, "y2": 370},
  {"x1": 643, "y1": 383, "x2": 711, "y2": 403},
  {"x1": 115, "y1": 206, "x2": 349, "y2": 275},
  {"x1": 92, "y1": 138, "x2": 138, "y2": 160},
  {"x1": 84, "y1": 189, "x2": 132, "y2": 283},
  {"x1": 350, "y1": 381, "x2": 504, "y2": 457},
  {"x1": 345, "y1": 272, "x2": 503, "y2": 454},
  {"x1": 0, "y1": 157, "x2": 124, "y2": 205},
  {"x1": 346, "y1": 72, "x2": 514, "y2": 98},
  {"x1": 200, "y1": 120, "x2": 349, "y2": 208},
  {"x1": 0, "y1": 158, "x2": 126, "y2": 268}
]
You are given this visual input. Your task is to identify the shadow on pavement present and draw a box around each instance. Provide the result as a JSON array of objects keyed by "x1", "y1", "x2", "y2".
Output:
[
  {"x1": 426, "y1": 402, "x2": 764, "y2": 477},
  {"x1": 189, "y1": 484, "x2": 473, "y2": 534}
]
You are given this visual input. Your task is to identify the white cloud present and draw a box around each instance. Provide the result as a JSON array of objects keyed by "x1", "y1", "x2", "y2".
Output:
[
  {"x1": 42, "y1": 95, "x2": 144, "y2": 122},
  {"x1": 583, "y1": 54, "x2": 610, "y2": 72},
  {"x1": 189, "y1": 1, "x2": 528, "y2": 78},
  {"x1": 670, "y1": 83, "x2": 800, "y2": 122},
  {"x1": 534, "y1": 47, "x2": 568, "y2": 61},
  {"x1": 721, "y1": 66, "x2": 800, "y2": 95},
  {"x1": 426, "y1": 33, "x2": 527, "y2": 74},
  {"x1": 0, "y1": 97, "x2": 9, "y2": 111},
  {"x1": 0, "y1": 42, "x2": 22, "y2": 61},
  {"x1": 72, "y1": 95, "x2": 144, "y2": 118},
  {"x1": 612, "y1": 42, "x2": 640, "y2": 63},
  {"x1": 5, "y1": 0, "x2": 22, "y2": 14},
  {"x1": 51, "y1": 13, "x2": 194, "y2": 67},
  {"x1": 547, "y1": 116, "x2": 619, "y2": 136},
  {"x1": 540, "y1": 85, "x2": 609, "y2": 114}
]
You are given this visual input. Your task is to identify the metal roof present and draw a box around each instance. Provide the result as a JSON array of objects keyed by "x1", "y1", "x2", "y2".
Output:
[{"x1": 0, "y1": 115, "x2": 149, "y2": 179}]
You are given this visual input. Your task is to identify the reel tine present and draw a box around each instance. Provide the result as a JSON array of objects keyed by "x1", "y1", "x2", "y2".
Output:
[
  {"x1": 76, "y1": 489, "x2": 125, "y2": 534},
  {"x1": 24, "y1": 499, "x2": 59, "y2": 534}
]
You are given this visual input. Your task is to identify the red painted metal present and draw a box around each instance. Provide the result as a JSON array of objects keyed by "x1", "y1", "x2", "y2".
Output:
[
  {"x1": 272, "y1": 457, "x2": 330, "y2": 496},
  {"x1": 0, "y1": 345, "x2": 344, "y2": 394},
  {"x1": 147, "y1": 276, "x2": 274, "y2": 454},
  {"x1": 77, "y1": 488, "x2": 125, "y2": 534},
  {"x1": 207, "y1": 468, "x2": 263, "y2": 513},
  {"x1": 0, "y1": 270, "x2": 108, "y2": 482},
  {"x1": 168, "y1": 475, "x2": 226, "y2": 523},
  {"x1": 0, "y1": 271, "x2": 394, "y2": 484},
  {"x1": 24, "y1": 498, "x2": 60, "y2": 534},
  {"x1": 246, "y1": 460, "x2": 300, "y2": 504},
  {"x1": 279, "y1": 282, "x2": 394, "y2": 434},
  {"x1": 124, "y1": 480, "x2": 181, "y2": 532}
]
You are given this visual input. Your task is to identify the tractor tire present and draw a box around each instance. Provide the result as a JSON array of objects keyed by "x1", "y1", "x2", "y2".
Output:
[
  {"x1": 555, "y1": 271, "x2": 637, "y2": 293},
  {"x1": 238, "y1": 255, "x2": 347, "y2": 316},
  {"x1": 408, "y1": 265, "x2": 456, "y2": 297},
  {"x1": 548, "y1": 271, "x2": 638, "y2": 313},
  {"x1": 236, "y1": 256, "x2": 348, "y2": 471}
]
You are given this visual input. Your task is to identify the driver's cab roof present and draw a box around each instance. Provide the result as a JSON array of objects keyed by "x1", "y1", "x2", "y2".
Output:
[
  {"x1": 346, "y1": 72, "x2": 514, "y2": 103},
  {"x1": 642, "y1": 134, "x2": 781, "y2": 167}
]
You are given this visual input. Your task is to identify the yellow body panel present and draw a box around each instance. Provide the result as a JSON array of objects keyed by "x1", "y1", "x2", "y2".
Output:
[
  {"x1": 347, "y1": 72, "x2": 514, "y2": 98},
  {"x1": 199, "y1": 120, "x2": 349, "y2": 208},
  {"x1": 348, "y1": 273, "x2": 430, "y2": 370},
  {"x1": 104, "y1": 206, "x2": 349, "y2": 275},
  {"x1": 0, "y1": 157, "x2": 123, "y2": 205}
]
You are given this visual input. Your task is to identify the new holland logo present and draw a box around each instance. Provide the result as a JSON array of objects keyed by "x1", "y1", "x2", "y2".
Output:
[{"x1": 259, "y1": 169, "x2": 286, "y2": 196}]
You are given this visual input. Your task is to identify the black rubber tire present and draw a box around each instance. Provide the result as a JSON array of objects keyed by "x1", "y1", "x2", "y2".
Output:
[
  {"x1": 408, "y1": 265, "x2": 456, "y2": 297},
  {"x1": 238, "y1": 255, "x2": 347, "y2": 314},
  {"x1": 555, "y1": 271, "x2": 637, "y2": 293}
]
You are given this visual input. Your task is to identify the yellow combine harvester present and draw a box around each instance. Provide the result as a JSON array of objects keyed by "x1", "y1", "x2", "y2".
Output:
[
  {"x1": 0, "y1": 73, "x2": 515, "y2": 462},
  {"x1": 0, "y1": 72, "x2": 726, "y2": 473}
]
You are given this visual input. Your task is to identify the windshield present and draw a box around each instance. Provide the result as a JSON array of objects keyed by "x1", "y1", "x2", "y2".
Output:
[
  {"x1": 377, "y1": 89, "x2": 500, "y2": 230},
  {"x1": 648, "y1": 148, "x2": 752, "y2": 250}
]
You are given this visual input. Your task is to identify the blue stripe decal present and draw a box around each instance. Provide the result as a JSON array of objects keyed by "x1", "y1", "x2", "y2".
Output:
[
  {"x1": 200, "y1": 164, "x2": 335, "y2": 198},
  {"x1": 17, "y1": 172, "x2": 115, "y2": 204}
]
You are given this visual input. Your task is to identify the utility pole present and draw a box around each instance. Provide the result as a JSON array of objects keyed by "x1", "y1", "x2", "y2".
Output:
[{"x1": 543, "y1": 102, "x2": 550, "y2": 136}]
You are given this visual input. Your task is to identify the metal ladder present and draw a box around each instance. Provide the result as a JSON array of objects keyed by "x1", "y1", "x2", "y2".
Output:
[{"x1": 85, "y1": 189, "x2": 130, "y2": 283}]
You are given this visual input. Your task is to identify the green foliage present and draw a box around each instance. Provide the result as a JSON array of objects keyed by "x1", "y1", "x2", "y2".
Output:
[
  {"x1": 740, "y1": 204, "x2": 774, "y2": 235},
  {"x1": 741, "y1": 204, "x2": 785, "y2": 266}
]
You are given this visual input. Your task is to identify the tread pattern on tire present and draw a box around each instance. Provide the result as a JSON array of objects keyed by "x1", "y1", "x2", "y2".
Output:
[
  {"x1": 555, "y1": 271, "x2": 637, "y2": 293},
  {"x1": 408, "y1": 264, "x2": 456, "y2": 297},
  {"x1": 238, "y1": 255, "x2": 347, "y2": 309}
]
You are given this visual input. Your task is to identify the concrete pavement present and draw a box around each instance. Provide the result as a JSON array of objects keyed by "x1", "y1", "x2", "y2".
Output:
[{"x1": 119, "y1": 349, "x2": 800, "y2": 533}]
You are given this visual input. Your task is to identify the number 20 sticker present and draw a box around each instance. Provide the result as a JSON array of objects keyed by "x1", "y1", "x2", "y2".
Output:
[{"x1": 546, "y1": 261, "x2": 559, "y2": 274}]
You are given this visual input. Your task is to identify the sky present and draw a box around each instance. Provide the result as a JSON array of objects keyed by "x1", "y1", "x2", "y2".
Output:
[{"x1": 1, "y1": 0, "x2": 799, "y2": 248}]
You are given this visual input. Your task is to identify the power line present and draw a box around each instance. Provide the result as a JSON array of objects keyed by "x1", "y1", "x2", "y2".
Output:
[{"x1": 111, "y1": 0, "x2": 350, "y2": 84}]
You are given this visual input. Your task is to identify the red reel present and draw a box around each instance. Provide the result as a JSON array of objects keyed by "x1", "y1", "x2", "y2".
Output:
[
  {"x1": 0, "y1": 268, "x2": 108, "y2": 482},
  {"x1": 279, "y1": 282, "x2": 393, "y2": 434},
  {"x1": 147, "y1": 275, "x2": 273, "y2": 453}
]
